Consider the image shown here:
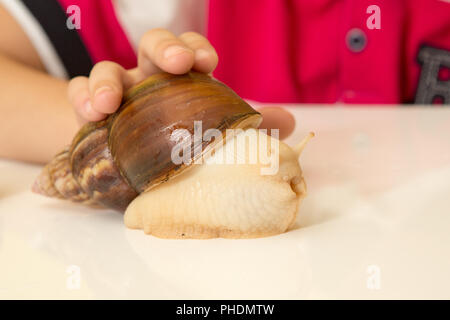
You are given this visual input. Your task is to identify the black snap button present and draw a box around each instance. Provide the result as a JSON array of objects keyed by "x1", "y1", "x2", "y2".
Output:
[{"x1": 346, "y1": 28, "x2": 367, "y2": 53}]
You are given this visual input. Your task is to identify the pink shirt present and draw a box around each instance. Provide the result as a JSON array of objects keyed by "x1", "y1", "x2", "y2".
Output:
[
  {"x1": 54, "y1": 0, "x2": 450, "y2": 104},
  {"x1": 208, "y1": 0, "x2": 450, "y2": 104}
]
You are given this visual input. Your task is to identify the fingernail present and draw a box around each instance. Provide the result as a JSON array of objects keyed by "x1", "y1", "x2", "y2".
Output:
[
  {"x1": 83, "y1": 100, "x2": 93, "y2": 114},
  {"x1": 195, "y1": 49, "x2": 210, "y2": 60},
  {"x1": 83, "y1": 100, "x2": 105, "y2": 121},
  {"x1": 95, "y1": 86, "x2": 112, "y2": 97},
  {"x1": 164, "y1": 45, "x2": 191, "y2": 59}
]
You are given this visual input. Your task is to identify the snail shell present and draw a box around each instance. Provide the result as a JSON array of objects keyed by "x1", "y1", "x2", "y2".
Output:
[
  {"x1": 33, "y1": 72, "x2": 311, "y2": 239},
  {"x1": 34, "y1": 72, "x2": 261, "y2": 211}
]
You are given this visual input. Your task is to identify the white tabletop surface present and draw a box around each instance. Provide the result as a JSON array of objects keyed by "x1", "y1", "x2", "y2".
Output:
[{"x1": 1, "y1": 106, "x2": 450, "y2": 299}]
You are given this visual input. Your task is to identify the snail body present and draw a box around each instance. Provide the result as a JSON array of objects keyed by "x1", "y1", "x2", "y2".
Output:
[
  {"x1": 33, "y1": 72, "x2": 311, "y2": 239},
  {"x1": 125, "y1": 128, "x2": 309, "y2": 238}
]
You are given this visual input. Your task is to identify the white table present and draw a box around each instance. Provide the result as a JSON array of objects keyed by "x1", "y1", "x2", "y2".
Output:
[{"x1": 1, "y1": 106, "x2": 450, "y2": 299}]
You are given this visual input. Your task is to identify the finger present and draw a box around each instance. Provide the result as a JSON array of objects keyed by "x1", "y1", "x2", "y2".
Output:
[
  {"x1": 138, "y1": 28, "x2": 195, "y2": 75},
  {"x1": 88, "y1": 61, "x2": 125, "y2": 114},
  {"x1": 123, "y1": 67, "x2": 147, "y2": 90},
  {"x1": 68, "y1": 76, "x2": 105, "y2": 124},
  {"x1": 258, "y1": 107, "x2": 296, "y2": 140},
  {"x1": 179, "y1": 32, "x2": 218, "y2": 73}
]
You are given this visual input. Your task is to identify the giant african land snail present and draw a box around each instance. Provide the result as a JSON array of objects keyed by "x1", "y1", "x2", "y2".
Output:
[{"x1": 33, "y1": 72, "x2": 313, "y2": 239}]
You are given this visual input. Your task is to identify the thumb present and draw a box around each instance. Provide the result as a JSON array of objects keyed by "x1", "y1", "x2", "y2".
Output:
[{"x1": 257, "y1": 107, "x2": 296, "y2": 140}]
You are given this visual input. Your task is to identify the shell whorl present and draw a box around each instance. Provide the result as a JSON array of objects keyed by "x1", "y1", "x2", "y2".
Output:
[{"x1": 33, "y1": 72, "x2": 262, "y2": 211}]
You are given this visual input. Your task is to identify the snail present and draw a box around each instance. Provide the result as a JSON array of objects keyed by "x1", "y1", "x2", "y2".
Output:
[{"x1": 33, "y1": 72, "x2": 313, "y2": 239}]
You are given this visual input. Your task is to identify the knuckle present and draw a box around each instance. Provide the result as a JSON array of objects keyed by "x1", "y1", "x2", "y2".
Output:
[
  {"x1": 154, "y1": 39, "x2": 182, "y2": 53},
  {"x1": 68, "y1": 77, "x2": 88, "y2": 101},
  {"x1": 69, "y1": 76, "x2": 86, "y2": 87},
  {"x1": 180, "y1": 32, "x2": 208, "y2": 46},
  {"x1": 146, "y1": 27, "x2": 167, "y2": 36},
  {"x1": 92, "y1": 60, "x2": 117, "y2": 73},
  {"x1": 180, "y1": 31, "x2": 202, "y2": 39},
  {"x1": 140, "y1": 28, "x2": 170, "y2": 47},
  {"x1": 89, "y1": 62, "x2": 123, "y2": 91}
]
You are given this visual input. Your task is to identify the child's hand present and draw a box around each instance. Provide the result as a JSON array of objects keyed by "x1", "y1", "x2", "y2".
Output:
[
  {"x1": 68, "y1": 28, "x2": 295, "y2": 139},
  {"x1": 68, "y1": 29, "x2": 218, "y2": 124},
  {"x1": 258, "y1": 107, "x2": 295, "y2": 140}
]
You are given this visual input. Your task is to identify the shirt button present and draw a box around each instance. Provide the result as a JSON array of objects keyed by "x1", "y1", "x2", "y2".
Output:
[{"x1": 346, "y1": 28, "x2": 367, "y2": 53}]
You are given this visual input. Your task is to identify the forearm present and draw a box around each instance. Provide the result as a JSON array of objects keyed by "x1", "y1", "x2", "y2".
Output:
[{"x1": 0, "y1": 53, "x2": 78, "y2": 163}]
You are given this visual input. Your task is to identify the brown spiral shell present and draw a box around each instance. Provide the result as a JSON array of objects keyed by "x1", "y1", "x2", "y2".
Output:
[{"x1": 33, "y1": 72, "x2": 262, "y2": 211}]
